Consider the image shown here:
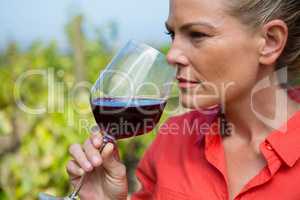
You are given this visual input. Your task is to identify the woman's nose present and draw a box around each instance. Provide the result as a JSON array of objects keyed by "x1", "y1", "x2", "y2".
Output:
[{"x1": 166, "y1": 43, "x2": 189, "y2": 67}]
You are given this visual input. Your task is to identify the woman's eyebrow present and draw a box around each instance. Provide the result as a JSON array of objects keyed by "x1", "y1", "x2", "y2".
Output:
[
  {"x1": 165, "y1": 21, "x2": 217, "y2": 32},
  {"x1": 180, "y1": 22, "x2": 217, "y2": 31}
]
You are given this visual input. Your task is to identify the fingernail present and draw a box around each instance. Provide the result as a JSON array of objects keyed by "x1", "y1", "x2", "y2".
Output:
[
  {"x1": 92, "y1": 156, "x2": 101, "y2": 165},
  {"x1": 107, "y1": 143, "x2": 114, "y2": 150},
  {"x1": 85, "y1": 162, "x2": 92, "y2": 170},
  {"x1": 79, "y1": 168, "x2": 84, "y2": 176}
]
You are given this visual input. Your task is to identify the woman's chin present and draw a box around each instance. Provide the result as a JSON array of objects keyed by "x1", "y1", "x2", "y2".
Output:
[{"x1": 179, "y1": 95, "x2": 220, "y2": 110}]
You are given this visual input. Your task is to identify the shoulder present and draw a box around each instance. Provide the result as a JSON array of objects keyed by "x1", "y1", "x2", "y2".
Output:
[
  {"x1": 158, "y1": 109, "x2": 218, "y2": 139},
  {"x1": 145, "y1": 109, "x2": 219, "y2": 158},
  {"x1": 136, "y1": 109, "x2": 219, "y2": 175},
  {"x1": 137, "y1": 109, "x2": 218, "y2": 177}
]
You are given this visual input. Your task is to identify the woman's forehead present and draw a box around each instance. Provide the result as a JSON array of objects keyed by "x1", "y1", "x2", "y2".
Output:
[
  {"x1": 167, "y1": 0, "x2": 227, "y2": 27},
  {"x1": 169, "y1": 0, "x2": 226, "y2": 14}
]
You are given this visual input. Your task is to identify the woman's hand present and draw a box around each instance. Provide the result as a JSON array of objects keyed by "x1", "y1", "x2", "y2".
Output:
[{"x1": 66, "y1": 132, "x2": 128, "y2": 200}]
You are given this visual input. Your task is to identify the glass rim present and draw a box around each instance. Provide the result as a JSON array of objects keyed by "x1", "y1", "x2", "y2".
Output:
[
  {"x1": 127, "y1": 39, "x2": 166, "y2": 57},
  {"x1": 90, "y1": 39, "x2": 175, "y2": 94}
]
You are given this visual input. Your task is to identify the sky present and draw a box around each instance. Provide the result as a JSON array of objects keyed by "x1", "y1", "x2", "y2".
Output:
[{"x1": 0, "y1": 0, "x2": 170, "y2": 50}]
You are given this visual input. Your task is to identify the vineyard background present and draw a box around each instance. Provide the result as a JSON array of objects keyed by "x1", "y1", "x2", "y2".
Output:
[{"x1": 0, "y1": 15, "x2": 180, "y2": 199}]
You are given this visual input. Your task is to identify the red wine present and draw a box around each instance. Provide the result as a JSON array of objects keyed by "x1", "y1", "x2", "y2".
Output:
[{"x1": 91, "y1": 97, "x2": 166, "y2": 139}]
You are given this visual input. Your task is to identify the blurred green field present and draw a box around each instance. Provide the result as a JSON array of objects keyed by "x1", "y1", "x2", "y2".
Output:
[{"x1": 0, "y1": 15, "x2": 179, "y2": 200}]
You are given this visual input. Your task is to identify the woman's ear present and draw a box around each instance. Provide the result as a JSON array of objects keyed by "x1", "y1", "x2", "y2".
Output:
[{"x1": 259, "y1": 19, "x2": 288, "y2": 66}]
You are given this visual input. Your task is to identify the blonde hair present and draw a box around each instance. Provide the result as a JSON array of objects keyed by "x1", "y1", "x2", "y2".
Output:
[{"x1": 226, "y1": 0, "x2": 300, "y2": 85}]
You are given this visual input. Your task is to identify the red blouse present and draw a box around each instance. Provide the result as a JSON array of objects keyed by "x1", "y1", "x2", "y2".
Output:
[{"x1": 131, "y1": 109, "x2": 300, "y2": 200}]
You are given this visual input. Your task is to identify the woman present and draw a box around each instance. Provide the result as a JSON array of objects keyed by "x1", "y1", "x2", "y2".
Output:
[{"x1": 66, "y1": 0, "x2": 300, "y2": 199}]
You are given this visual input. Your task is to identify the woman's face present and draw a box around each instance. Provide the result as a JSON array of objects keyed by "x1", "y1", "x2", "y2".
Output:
[{"x1": 166, "y1": 0, "x2": 263, "y2": 109}]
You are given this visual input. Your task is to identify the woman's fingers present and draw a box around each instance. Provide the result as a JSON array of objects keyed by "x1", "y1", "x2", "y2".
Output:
[
  {"x1": 83, "y1": 138, "x2": 102, "y2": 168},
  {"x1": 68, "y1": 129, "x2": 125, "y2": 180},
  {"x1": 66, "y1": 160, "x2": 85, "y2": 178},
  {"x1": 101, "y1": 143, "x2": 126, "y2": 178},
  {"x1": 69, "y1": 143, "x2": 93, "y2": 172},
  {"x1": 90, "y1": 131, "x2": 103, "y2": 149}
]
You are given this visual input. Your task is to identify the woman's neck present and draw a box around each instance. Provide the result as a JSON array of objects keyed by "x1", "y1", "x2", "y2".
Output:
[{"x1": 224, "y1": 83, "x2": 300, "y2": 143}]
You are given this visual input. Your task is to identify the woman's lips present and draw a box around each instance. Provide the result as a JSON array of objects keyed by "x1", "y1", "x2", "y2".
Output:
[{"x1": 176, "y1": 77, "x2": 202, "y2": 89}]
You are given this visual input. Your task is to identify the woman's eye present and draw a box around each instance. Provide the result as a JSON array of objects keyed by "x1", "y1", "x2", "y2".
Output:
[
  {"x1": 165, "y1": 30, "x2": 175, "y2": 40},
  {"x1": 189, "y1": 32, "x2": 208, "y2": 39}
]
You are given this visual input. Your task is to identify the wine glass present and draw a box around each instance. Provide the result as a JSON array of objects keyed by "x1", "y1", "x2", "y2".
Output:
[{"x1": 38, "y1": 40, "x2": 176, "y2": 200}]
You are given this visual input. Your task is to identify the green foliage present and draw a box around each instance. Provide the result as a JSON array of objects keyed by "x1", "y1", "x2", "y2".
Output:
[{"x1": 0, "y1": 15, "x2": 172, "y2": 199}]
